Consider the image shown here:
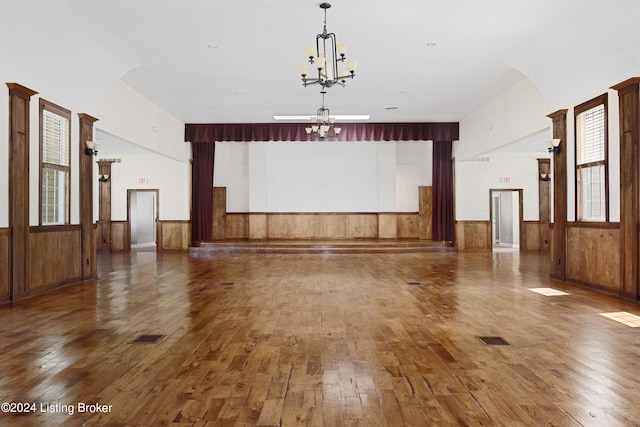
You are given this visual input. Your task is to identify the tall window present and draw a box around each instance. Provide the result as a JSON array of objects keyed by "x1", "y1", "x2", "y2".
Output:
[
  {"x1": 575, "y1": 94, "x2": 607, "y2": 222},
  {"x1": 40, "y1": 100, "x2": 71, "y2": 225}
]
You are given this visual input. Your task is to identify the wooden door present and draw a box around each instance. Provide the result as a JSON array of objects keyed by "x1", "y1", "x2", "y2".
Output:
[{"x1": 418, "y1": 186, "x2": 432, "y2": 240}]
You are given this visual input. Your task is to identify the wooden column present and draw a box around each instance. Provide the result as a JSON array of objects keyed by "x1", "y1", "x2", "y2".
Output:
[
  {"x1": 7, "y1": 83, "x2": 38, "y2": 300},
  {"x1": 79, "y1": 114, "x2": 99, "y2": 280},
  {"x1": 612, "y1": 77, "x2": 640, "y2": 300},
  {"x1": 97, "y1": 161, "x2": 114, "y2": 251},
  {"x1": 547, "y1": 110, "x2": 568, "y2": 280},
  {"x1": 537, "y1": 158, "x2": 551, "y2": 251}
]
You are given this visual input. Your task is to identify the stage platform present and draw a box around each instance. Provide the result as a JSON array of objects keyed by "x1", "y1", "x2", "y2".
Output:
[{"x1": 188, "y1": 239, "x2": 456, "y2": 255}]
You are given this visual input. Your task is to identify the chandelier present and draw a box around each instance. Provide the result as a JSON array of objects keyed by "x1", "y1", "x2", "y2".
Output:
[
  {"x1": 305, "y1": 91, "x2": 341, "y2": 139},
  {"x1": 298, "y1": 3, "x2": 358, "y2": 89}
]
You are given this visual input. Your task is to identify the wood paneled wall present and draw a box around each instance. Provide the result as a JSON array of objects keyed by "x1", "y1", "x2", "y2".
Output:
[
  {"x1": 0, "y1": 229, "x2": 9, "y2": 303},
  {"x1": 455, "y1": 220, "x2": 491, "y2": 251},
  {"x1": 159, "y1": 221, "x2": 190, "y2": 250},
  {"x1": 566, "y1": 224, "x2": 621, "y2": 293},
  {"x1": 110, "y1": 221, "x2": 127, "y2": 251},
  {"x1": 220, "y1": 213, "x2": 421, "y2": 240},
  {"x1": 28, "y1": 227, "x2": 82, "y2": 294},
  {"x1": 523, "y1": 221, "x2": 550, "y2": 252}
]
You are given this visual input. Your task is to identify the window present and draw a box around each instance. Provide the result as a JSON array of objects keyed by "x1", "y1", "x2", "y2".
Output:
[
  {"x1": 575, "y1": 94, "x2": 607, "y2": 222},
  {"x1": 40, "y1": 100, "x2": 71, "y2": 225}
]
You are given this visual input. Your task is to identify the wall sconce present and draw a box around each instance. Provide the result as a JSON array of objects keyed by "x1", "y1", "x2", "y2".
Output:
[
  {"x1": 546, "y1": 138, "x2": 561, "y2": 154},
  {"x1": 85, "y1": 140, "x2": 100, "y2": 156},
  {"x1": 98, "y1": 174, "x2": 110, "y2": 183},
  {"x1": 540, "y1": 173, "x2": 551, "y2": 182}
]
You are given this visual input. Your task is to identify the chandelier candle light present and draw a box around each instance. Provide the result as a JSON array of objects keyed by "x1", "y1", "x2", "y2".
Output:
[
  {"x1": 306, "y1": 90, "x2": 341, "y2": 139},
  {"x1": 298, "y1": 3, "x2": 358, "y2": 89}
]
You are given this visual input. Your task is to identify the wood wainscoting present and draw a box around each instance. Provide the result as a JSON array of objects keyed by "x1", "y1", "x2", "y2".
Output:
[
  {"x1": 110, "y1": 221, "x2": 128, "y2": 251},
  {"x1": 455, "y1": 220, "x2": 491, "y2": 251},
  {"x1": 222, "y1": 213, "x2": 421, "y2": 240},
  {"x1": 159, "y1": 220, "x2": 190, "y2": 250},
  {"x1": 523, "y1": 221, "x2": 550, "y2": 252},
  {"x1": 27, "y1": 226, "x2": 82, "y2": 297},
  {"x1": 0, "y1": 229, "x2": 9, "y2": 302},
  {"x1": 108, "y1": 220, "x2": 191, "y2": 251},
  {"x1": 565, "y1": 222, "x2": 621, "y2": 294}
]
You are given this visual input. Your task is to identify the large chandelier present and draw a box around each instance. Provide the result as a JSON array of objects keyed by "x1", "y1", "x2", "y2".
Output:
[
  {"x1": 298, "y1": 3, "x2": 358, "y2": 89},
  {"x1": 305, "y1": 91, "x2": 341, "y2": 139}
]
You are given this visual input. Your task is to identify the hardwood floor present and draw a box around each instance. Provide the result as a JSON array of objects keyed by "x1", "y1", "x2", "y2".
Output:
[{"x1": 1, "y1": 248, "x2": 640, "y2": 426}]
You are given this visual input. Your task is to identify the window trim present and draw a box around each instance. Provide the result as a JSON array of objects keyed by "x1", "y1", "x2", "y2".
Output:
[
  {"x1": 39, "y1": 99, "x2": 72, "y2": 226},
  {"x1": 574, "y1": 93, "x2": 609, "y2": 222}
]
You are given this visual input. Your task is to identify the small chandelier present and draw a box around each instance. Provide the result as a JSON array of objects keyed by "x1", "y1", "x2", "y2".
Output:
[
  {"x1": 298, "y1": 3, "x2": 358, "y2": 89},
  {"x1": 305, "y1": 91, "x2": 341, "y2": 139}
]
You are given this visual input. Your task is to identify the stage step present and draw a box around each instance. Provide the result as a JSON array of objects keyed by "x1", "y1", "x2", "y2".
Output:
[{"x1": 189, "y1": 239, "x2": 456, "y2": 255}]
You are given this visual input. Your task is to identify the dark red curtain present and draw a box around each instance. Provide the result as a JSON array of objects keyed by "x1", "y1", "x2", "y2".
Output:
[
  {"x1": 191, "y1": 141, "x2": 215, "y2": 243},
  {"x1": 432, "y1": 141, "x2": 454, "y2": 242},
  {"x1": 185, "y1": 122, "x2": 458, "y2": 143}
]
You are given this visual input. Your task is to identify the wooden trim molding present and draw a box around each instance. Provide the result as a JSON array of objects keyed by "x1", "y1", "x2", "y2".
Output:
[
  {"x1": 612, "y1": 77, "x2": 640, "y2": 300},
  {"x1": 7, "y1": 83, "x2": 37, "y2": 300},
  {"x1": 547, "y1": 109, "x2": 568, "y2": 280},
  {"x1": 565, "y1": 221, "x2": 620, "y2": 230},
  {"x1": 79, "y1": 113, "x2": 98, "y2": 281},
  {"x1": 30, "y1": 224, "x2": 81, "y2": 233}
]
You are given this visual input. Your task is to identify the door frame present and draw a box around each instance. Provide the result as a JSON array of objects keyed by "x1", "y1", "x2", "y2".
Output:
[
  {"x1": 489, "y1": 188, "x2": 524, "y2": 251},
  {"x1": 127, "y1": 189, "x2": 159, "y2": 251}
]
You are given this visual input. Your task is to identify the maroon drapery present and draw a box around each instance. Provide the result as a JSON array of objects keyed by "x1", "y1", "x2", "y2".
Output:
[
  {"x1": 432, "y1": 140, "x2": 454, "y2": 242},
  {"x1": 185, "y1": 122, "x2": 459, "y2": 143},
  {"x1": 191, "y1": 141, "x2": 215, "y2": 243}
]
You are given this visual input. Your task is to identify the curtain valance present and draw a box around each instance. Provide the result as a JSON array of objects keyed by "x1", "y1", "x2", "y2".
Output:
[{"x1": 185, "y1": 122, "x2": 459, "y2": 143}]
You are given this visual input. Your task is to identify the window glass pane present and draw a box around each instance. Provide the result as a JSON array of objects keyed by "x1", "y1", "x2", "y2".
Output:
[
  {"x1": 580, "y1": 165, "x2": 605, "y2": 221},
  {"x1": 41, "y1": 167, "x2": 67, "y2": 225}
]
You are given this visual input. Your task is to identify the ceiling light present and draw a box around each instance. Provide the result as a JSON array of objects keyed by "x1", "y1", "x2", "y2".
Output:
[
  {"x1": 298, "y1": 3, "x2": 357, "y2": 89},
  {"x1": 305, "y1": 90, "x2": 341, "y2": 139}
]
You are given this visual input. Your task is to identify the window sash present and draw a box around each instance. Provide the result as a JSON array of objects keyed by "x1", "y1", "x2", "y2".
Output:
[
  {"x1": 576, "y1": 104, "x2": 605, "y2": 165},
  {"x1": 40, "y1": 100, "x2": 71, "y2": 226},
  {"x1": 577, "y1": 163, "x2": 605, "y2": 221},
  {"x1": 41, "y1": 167, "x2": 68, "y2": 225}
]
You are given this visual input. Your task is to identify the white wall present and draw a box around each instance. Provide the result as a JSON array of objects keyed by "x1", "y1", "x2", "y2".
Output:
[
  {"x1": 456, "y1": 153, "x2": 540, "y2": 221},
  {"x1": 395, "y1": 141, "x2": 432, "y2": 211},
  {"x1": 456, "y1": 78, "x2": 550, "y2": 161},
  {"x1": 107, "y1": 153, "x2": 190, "y2": 221},
  {"x1": 214, "y1": 141, "x2": 433, "y2": 213},
  {"x1": 97, "y1": 80, "x2": 190, "y2": 162}
]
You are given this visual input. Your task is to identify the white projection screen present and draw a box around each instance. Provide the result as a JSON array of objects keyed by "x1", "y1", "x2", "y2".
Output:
[{"x1": 266, "y1": 142, "x2": 378, "y2": 212}]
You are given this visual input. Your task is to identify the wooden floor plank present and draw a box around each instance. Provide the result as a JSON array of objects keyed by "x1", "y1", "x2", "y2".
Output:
[{"x1": 0, "y1": 249, "x2": 639, "y2": 425}]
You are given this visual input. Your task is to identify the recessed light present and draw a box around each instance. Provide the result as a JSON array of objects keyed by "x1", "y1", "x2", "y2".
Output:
[
  {"x1": 426, "y1": 42, "x2": 437, "y2": 47},
  {"x1": 208, "y1": 44, "x2": 218, "y2": 49}
]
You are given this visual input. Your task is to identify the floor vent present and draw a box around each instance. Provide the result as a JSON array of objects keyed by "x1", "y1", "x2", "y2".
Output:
[
  {"x1": 407, "y1": 282, "x2": 423, "y2": 286},
  {"x1": 476, "y1": 336, "x2": 510, "y2": 346},
  {"x1": 220, "y1": 282, "x2": 234, "y2": 286},
  {"x1": 131, "y1": 334, "x2": 165, "y2": 344}
]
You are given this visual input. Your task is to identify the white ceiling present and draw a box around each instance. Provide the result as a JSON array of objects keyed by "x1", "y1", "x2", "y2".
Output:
[{"x1": 3, "y1": 0, "x2": 640, "y2": 134}]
